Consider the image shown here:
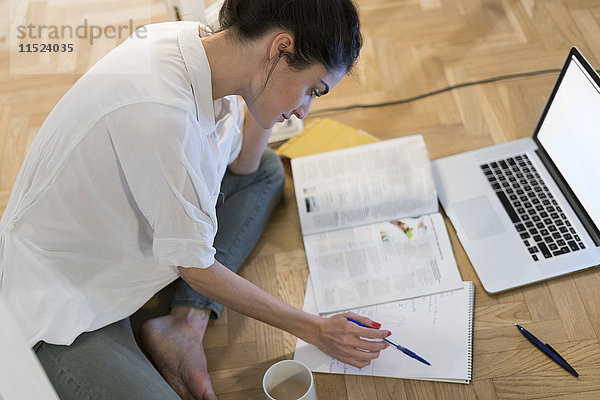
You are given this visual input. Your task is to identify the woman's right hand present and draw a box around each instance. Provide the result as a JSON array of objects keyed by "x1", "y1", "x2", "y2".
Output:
[{"x1": 310, "y1": 311, "x2": 390, "y2": 368}]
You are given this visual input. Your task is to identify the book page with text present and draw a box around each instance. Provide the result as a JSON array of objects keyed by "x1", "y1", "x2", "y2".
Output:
[
  {"x1": 303, "y1": 213, "x2": 463, "y2": 314},
  {"x1": 291, "y1": 136, "x2": 437, "y2": 236}
]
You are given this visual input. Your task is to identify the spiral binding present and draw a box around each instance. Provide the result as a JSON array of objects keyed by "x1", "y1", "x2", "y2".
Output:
[{"x1": 466, "y1": 282, "x2": 475, "y2": 383}]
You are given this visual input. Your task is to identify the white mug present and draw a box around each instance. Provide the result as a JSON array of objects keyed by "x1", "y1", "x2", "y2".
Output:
[{"x1": 262, "y1": 360, "x2": 317, "y2": 400}]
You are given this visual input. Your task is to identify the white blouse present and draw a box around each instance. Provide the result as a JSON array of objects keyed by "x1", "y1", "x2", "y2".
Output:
[{"x1": 0, "y1": 21, "x2": 243, "y2": 346}]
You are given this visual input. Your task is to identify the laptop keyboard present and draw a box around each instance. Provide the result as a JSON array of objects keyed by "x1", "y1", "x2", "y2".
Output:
[{"x1": 481, "y1": 154, "x2": 586, "y2": 261}]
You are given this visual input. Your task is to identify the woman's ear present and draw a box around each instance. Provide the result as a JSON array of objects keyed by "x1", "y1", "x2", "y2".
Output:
[{"x1": 268, "y1": 32, "x2": 294, "y2": 60}]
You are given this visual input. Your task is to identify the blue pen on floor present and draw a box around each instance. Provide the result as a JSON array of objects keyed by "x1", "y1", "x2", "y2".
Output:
[
  {"x1": 515, "y1": 324, "x2": 579, "y2": 377},
  {"x1": 346, "y1": 317, "x2": 431, "y2": 366}
]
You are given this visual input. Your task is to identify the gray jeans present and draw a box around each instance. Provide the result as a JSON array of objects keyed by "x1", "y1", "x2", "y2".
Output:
[{"x1": 35, "y1": 149, "x2": 285, "y2": 400}]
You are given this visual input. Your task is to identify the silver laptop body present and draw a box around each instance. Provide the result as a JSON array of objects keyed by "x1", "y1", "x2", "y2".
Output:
[{"x1": 432, "y1": 47, "x2": 600, "y2": 293}]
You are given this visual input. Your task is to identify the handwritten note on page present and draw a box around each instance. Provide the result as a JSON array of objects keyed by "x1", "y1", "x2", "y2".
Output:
[{"x1": 294, "y1": 279, "x2": 474, "y2": 383}]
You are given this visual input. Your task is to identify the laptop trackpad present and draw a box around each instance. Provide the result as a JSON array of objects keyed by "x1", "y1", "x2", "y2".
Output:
[{"x1": 452, "y1": 196, "x2": 506, "y2": 240}]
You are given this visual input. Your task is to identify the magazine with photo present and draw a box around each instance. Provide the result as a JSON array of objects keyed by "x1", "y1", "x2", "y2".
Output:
[{"x1": 291, "y1": 135, "x2": 463, "y2": 314}]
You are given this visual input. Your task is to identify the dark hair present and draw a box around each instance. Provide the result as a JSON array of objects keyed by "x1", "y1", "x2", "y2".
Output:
[{"x1": 217, "y1": 0, "x2": 362, "y2": 74}]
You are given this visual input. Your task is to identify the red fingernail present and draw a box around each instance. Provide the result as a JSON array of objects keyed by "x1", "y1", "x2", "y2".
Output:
[
  {"x1": 372, "y1": 321, "x2": 381, "y2": 328},
  {"x1": 387, "y1": 331, "x2": 392, "y2": 337}
]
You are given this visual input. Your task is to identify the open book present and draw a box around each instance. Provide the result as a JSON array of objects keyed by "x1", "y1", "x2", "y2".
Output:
[{"x1": 291, "y1": 135, "x2": 463, "y2": 314}]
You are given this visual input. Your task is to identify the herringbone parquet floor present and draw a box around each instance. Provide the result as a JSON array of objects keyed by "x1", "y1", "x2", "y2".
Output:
[{"x1": 2, "y1": 0, "x2": 600, "y2": 399}]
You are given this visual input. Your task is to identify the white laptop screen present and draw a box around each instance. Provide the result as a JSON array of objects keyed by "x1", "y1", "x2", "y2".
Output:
[{"x1": 536, "y1": 55, "x2": 600, "y2": 230}]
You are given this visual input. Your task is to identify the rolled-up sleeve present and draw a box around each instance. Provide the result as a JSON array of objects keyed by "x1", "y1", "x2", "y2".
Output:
[{"x1": 105, "y1": 102, "x2": 218, "y2": 269}]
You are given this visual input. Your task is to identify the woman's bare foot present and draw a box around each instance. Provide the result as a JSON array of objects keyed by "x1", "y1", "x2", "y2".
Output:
[{"x1": 140, "y1": 307, "x2": 217, "y2": 400}]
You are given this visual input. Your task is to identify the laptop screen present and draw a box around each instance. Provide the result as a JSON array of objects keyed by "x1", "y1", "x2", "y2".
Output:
[{"x1": 536, "y1": 54, "x2": 600, "y2": 231}]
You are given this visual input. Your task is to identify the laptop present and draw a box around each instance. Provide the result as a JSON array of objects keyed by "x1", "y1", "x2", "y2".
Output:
[{"x1": 432, "y1": 47, "x2": 600, "y2": 293}]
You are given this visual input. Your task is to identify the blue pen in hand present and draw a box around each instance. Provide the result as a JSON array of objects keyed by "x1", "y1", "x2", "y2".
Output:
[{"x1": 347, "y1": 317, "x2": 431, "y2": 366}]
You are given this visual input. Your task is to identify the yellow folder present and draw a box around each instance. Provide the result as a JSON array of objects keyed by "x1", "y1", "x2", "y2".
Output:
[{"x1": 275, "y1": 118, "x2": 379, "y2": 160}]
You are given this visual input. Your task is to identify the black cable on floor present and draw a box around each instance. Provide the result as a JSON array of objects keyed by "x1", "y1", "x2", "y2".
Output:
[{"x1": 310, "y1": 68, "x2": 565, "y2": 116}]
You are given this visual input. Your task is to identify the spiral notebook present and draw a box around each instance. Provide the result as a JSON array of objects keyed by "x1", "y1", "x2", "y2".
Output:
[{"x1": 294, "y1": 280, "x2": 474, "y2": 384}]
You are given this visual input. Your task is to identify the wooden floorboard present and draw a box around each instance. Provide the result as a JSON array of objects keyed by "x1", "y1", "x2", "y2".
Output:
[{"x1": 2, "y1": 0, "x2": 600, "y2": 398}]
